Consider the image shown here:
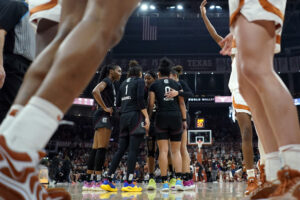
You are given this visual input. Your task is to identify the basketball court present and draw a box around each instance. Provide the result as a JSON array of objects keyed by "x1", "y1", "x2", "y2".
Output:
[{"x1": 51, "y1": 182, "x2": 247, "y2": 200}]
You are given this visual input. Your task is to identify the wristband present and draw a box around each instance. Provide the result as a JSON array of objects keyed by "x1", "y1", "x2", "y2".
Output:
[{"x1": 182, "y1": 119, "x2": 186, "y2": 122}]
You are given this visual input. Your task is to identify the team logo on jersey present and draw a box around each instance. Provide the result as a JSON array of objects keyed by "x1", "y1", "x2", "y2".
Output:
[
  {"x1": 102, "y1": 117, "x2": 108, "y2": 123},
  {"x1": 164, "y1": 79, "x2": 169, "y2": 84}
]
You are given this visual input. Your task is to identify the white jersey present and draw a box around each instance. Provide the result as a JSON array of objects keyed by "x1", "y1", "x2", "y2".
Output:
[
  {"x1": 28, "y1": 0, "x2": 61, "y2": 24},
  {"x1": 229, "y1": 0, "x2": 286, "y2": 54}
]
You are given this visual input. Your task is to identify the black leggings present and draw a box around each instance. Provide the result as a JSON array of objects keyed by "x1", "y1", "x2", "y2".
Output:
[{"x1": 108, "y1": 135, "x2": 144, "y2": 180}]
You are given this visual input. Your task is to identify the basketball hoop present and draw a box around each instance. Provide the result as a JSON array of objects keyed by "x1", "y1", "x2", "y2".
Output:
[{"x1": 197, "y1": 140, "x2": 204, "y2": 152}]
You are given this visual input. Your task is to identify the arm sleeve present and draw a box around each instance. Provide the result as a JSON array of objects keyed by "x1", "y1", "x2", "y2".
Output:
[
  {"x1": 0, "y1": 1, "x2": 28, "y2": 32},
  {"x1": 178, "y1": 80, "x2": 194, "y2": 98},
  {"x1": 137, "y1": 79, "x2": 146, "y2": 110}
]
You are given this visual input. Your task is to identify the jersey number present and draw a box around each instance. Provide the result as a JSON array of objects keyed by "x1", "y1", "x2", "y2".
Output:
[
  {"x1": 165, "y1": 86, "x2": 171, "y2": 93},
  {"x1": 125, "y1": 85, "x2": 128, "y2": 95}
]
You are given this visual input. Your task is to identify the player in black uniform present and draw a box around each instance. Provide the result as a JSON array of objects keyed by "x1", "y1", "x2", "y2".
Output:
[
  {"x1": 149, "y1": 58, "x2": 187, "y2": 191},
  {"x1": 101, "y1": 60, "x2": 149, "y2": 192},
  {"x1": 168, "y1": 65, "x2": 195, "y2": 190},
  {"x1": 83, "y1": 64, "x2": 121, "y2": 191},
  {"x1": 144, "y1": 71, "x2": 158, "y2": 190}
]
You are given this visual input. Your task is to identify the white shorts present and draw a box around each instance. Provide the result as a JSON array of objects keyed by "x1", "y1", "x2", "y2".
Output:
[
  {"x1": 232, "y1": 90, "x2": 251, "y2": 115},
  {"x1": 229, "y1": 0, "x2": 286, "y2": 54},
  {"x1": 228, "y1": 57, "x2": 251, "y2": 116},
  {"x1": 228, "y1": 57, "x2": 238, "y2": 92},
  {"x1": 28, "y1": 0, "x2": 61, "y2": 25}
]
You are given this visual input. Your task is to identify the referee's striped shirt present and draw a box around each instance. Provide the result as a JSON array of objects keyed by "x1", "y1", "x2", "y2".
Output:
[{"x1": 0, "y1": 0, "x2": 36, "y2": 62}]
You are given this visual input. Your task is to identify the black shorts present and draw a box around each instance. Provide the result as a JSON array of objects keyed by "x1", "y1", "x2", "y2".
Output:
[
  {"x1": 93, "y1": 109, "x2": 113, "y2": 130},
  {"x1": 0, "y1": 55, "x2": 30, "y2": 123},
  {"x1": 155, "y1": 111, "x2": 183, "y2": 142},
  {"x1": 187, "y1": 113, "x2": 191, "y2": 129},
  {"x1": 119, "y1": 111, "x2": 146, "y2": 138}
]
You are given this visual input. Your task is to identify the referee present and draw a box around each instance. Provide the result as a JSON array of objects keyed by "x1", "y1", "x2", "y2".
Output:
[{"x1": 0, "y1": 0, "x2": 35, "y2": 123}]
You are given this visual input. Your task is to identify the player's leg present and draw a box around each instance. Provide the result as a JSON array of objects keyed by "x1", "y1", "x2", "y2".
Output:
[
  {"x1": 101, "y1": 136, "x2": 129, "y2": 192},
  {"x1": 157, "y1": 139, "x2": 169, "y2": 190},
  {"x1": 235, "y1": 14, "x2": 300, "y2": 198},
  {"x1": 236, "y1": 113, "x2": 253, "y2": 170},
  {"x1": 180, "y1": 128, "x2": 193, "y2": 189},
  {"x1": 94, "y1": 128, "x2": 111, "y2": 178},
  {"x1": 235, "y1": 15, "x2": 300, "y2": 152},
  {"x1": 122, "y1": 135, "x2": 144, "y2": 192},
  {"x1": 236, "y1": 63, "x2": 281, "y2": 183},
  {"x1": 235, "y1": 112, "x2": 259, "y2": 195},
  {"x1": 35, "y1": 19, "x2": 58, "y2": 56}
]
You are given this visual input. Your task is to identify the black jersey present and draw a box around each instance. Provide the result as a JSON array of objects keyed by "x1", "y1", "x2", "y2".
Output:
[
  {"x1": 178, "y1": 80, "x2": 194, "y2": 111},
  {"x1": 99, "y1": 77, "x2": 116, "y2": 109},
  {"x1": 149, "y1": 78, "x2": 182, "y2": 112},
  {"x1": 118, "y1": 77, "x2": 146, "y2": 113},
  {"x1": 145, "y1": 86, "x2": 157, "y2": 122}
]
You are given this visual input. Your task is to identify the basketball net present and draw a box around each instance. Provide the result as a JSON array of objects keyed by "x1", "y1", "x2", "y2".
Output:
[{"x1": 197, "y1": 140, "x2": 204, "y2": 153}]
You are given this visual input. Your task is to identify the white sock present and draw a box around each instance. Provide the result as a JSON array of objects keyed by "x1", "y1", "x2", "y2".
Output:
[
  {"x1": 90, "y1": 174, "x2": 94, "y2": 181},
  {"x1": 279, "y1": 144, "x2": 300, "y2": 171},
  {"x1": 265, "y1": 151, "x2": 281, "y2": 182},
  {"x1": 247, "y1": 169, "x2": 255, "y2": 179},
  {"x1": 0, "y1": 104, "x2": 24, "y2": 134},
  {"x1": 5, "y1": 97, "x2": 63, "y2": 152},
  {"x1": 258, "y1": 140, "x2": 266, "y2": 165},
  {"x1": 96, "y1": 174, "x2": 101, "y2": 181}
]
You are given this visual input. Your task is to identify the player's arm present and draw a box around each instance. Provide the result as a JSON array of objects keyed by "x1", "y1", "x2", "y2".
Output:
[
  {"x1": 148, "y1": 91, "x2": 155, "y2": 120},
  {"x1": 92, "y1": 81, "x2": 112, "y2": 115},
  {"x1": 137, "y1": 79, "x2": 150, "y2": 131},
  {"x1": 179, "y1": 96, "x2": 187, "y2": 129},
  {"x1": 0, "y1": 29, "x2": 6, "y2": 88},
  {"x1": 178, "y1": 81, "x2": 194, "y2": 98},
  {"x1": 200, "y1": 0, "x2": 224, "y2": 47}
]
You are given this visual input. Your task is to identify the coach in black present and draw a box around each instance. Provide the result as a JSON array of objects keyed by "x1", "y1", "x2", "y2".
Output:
[
  {"x1": 148, "y1": 58, "x2": 187, "y2": 191},
  {"x1": 0, "y1": 0, "x2": 35, "y2": 122}
]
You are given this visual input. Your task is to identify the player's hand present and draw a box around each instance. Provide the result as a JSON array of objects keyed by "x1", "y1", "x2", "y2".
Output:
[
  {"x1": 0, "y1": 64, "x2": 5, "y2": 89},
  {"x1": 165, "y1": 88, "x2": 178, "y2": 98},
  {"x1": 144, "y1": 117, "x2": 150, "y2": 132},
  {"x1": 182, "y1": 121, "x2": 187, "y2": 130},
  {"x1": 104, "y1": 107, "x2": 113, "y2": 116},
  {"x1": 200, "y1": 0, "x2": 207, "y2": 16},
  {"x1": 219, "y1": 33, "x2": 233, "y2": 56}
]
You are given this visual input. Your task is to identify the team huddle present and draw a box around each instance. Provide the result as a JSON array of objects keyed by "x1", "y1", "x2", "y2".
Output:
[
  {"x1": 83, "y1": 59, "x2": 194, "y2": 192},
  {"x1": 0, "y1": 0, "x2": 300, "y2": 199}
]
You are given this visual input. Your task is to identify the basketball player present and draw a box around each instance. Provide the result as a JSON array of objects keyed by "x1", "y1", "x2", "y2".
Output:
[
  {"x1": 200, "y1": 0, "x2": 261, "y2": 194},
  {"x1": 82, "y1": 64, "x2": 121, "y2": 191},
  {"x1": 0, "y1": 0, "x2": 140, "y2": 199},
  {"x1": 144, "y1": 70, "x2": 159, "y2": 190},
  {"x1": 168, "y1": 65, "x2": 195, "y2": 190},
  {"x1": 219, "y1": 0, "x2": 300, "y2": 198},
  {"x1": 148, "y1": 58, "x2": 186, "y2": 191},
  {"x1": 101, "y1": 61, "x2": 149, "y2": 192}
]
